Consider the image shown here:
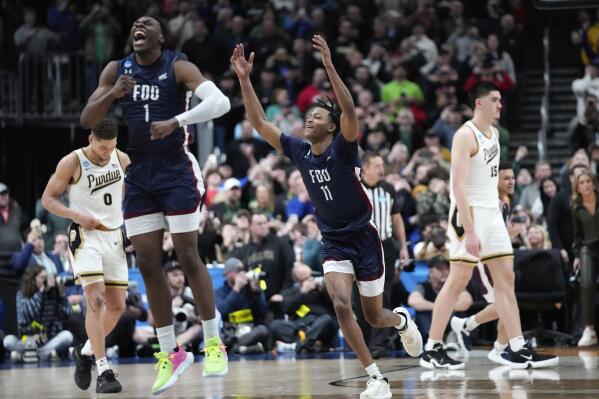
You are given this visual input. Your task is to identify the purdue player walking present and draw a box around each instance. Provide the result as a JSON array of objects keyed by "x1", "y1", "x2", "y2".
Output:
[
  {"x1": 42, "y1": 119, "x2": 129, "y2": 393},
  {"x1": 420, "y1": 82, "x2": 558, "y2": 370}
]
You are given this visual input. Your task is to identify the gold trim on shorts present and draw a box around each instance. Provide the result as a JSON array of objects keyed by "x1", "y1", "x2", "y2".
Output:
[
  {"x1": 105, "y1": 280, "x2": 129, "y2": 289},
  {"x1": 449, "y1": 257, "x2": 479, "y2": 265},
  {"x1": 480, "y1": 253, "x2": 514, "y2": 262}
]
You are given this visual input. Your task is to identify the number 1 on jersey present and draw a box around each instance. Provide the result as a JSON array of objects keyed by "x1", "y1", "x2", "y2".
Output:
[
  {"x1": 144, "y1": 104, "x2": 149, "y2": 122},
  {"x1": 320, "y1": 185, "x2": 333, "y2": 201}
]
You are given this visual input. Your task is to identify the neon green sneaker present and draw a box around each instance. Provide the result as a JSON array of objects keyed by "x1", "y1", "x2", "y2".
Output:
[
  {"x1": 202, "y1": 337, "x2": 228, "y2": 377},
  {"x1": 151, "y1": 349, "x2": 194, "y2": 395}
]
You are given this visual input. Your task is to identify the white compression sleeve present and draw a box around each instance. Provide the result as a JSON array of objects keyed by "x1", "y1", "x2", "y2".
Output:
[{"x1": 174, "y1": 81, "x2": 231, "y2": 127}]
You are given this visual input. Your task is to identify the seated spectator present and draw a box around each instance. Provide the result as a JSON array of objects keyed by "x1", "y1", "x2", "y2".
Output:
[
  {"x1": 209, "y1": 178, "x2": 243, "y2": 224},
  {"x1": 0, "y1": 182, "x2": 29, "y2": 255},
  {"x1": 198, "y1": 213, "x2": 222, "y2": 264},
  {"x1": 525, "y1": 224, "x2": 551, "y2": 250},
  {"x1": 295, "y1": 68, "x2": 326, "y2": 113},
  {"x1": 168, "y1": 0, "x2": 196, "y2": 51},
  {"x1": 486, "y1": 34, "x2": 516, "y2": 84},
  {"x1": 51, "y1": 231, "x2": 72, "y2": 272},
  {"x1": 216, "y1": 258, "x2": 268, "y2": 354},
  {"x1": 463, "y1": 59, "x2": 514, "y2": 95},
  {"x1": 407, "y1": 256, "x2": 472, "y2": 341},
  {"x1": 11, "y1": 225, "x2": 63, "y2": 276},
  {"x1": 265, "y1": 88, "x2": 302, "y2": 134},
  {"x1": 285, "y1": 170, "x2": 314, "y2": 225},
  {"x1": 270, "y1": 263, "x2": 338, "y2": 353},
  {"x1": 518, "y1": 160, "x2": 552, "y2": 219},
  {"x1": 230, "y1": 213, "x2": 294, "y2": 304},
  {"x1": 203, "y1": 170, "x2": 223, "y2": 209},
  {"x1": 416, "y1": 167, "x2": 451, "y2": 226},
  {"x1": 249, "y1": 183, "x2": 286, "y2": 226},
  {"x1": 414, "y1": 222, "x2": 450, "y2": 261},
  {"x1": 3, "y1": 265, "x2": 73, "y2": 361}
]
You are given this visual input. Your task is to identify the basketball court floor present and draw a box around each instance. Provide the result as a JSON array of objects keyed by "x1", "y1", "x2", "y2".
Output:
[{"x1": 1, "y1": 348, "x2": 597, "y2": 398}]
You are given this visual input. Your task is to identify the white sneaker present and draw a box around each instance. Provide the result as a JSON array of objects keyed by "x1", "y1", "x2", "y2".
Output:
[
  {"x1": 10, "y1": 351, "x2": 22, "y2": 362},
  {"x1": 487, "y1": 348, "x2": 507, "y2": 365},
  {"x1": 577, "y1": 328, "x2": 598, "y2": 347},
  {"x1": 450, "y1": 316, "x2": 472, "y2": 351},
  {"x1": 393, "y1": 307, "x2": 423, "y2": 357},
  {"x1": 360, "y1": 377, "x2": 392, "y2": 399}
]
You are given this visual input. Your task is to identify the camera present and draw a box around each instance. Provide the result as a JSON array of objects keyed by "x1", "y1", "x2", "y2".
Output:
[
  {"x1": 56, "y1": 274, "x2": 76, "y2": 287},
  {"x1": 511, "y1": 216, "x2": 527, "y2": 224},
  {"x1": 246, "y1": 270, "x2": 268, "y2": 280},
  {"x1": 173, "y1": 303, "x2": 195, "y2": 334}
]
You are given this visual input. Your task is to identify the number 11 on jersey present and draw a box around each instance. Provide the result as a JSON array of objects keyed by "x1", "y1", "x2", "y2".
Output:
[{"x1": 320, "y1": 185, "x2": 333, "y2": 201}]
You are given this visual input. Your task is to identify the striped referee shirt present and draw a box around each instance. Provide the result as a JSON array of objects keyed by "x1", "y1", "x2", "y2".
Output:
[{"x1": 361, "y1": 180, "x2": 400, "y2": 241}]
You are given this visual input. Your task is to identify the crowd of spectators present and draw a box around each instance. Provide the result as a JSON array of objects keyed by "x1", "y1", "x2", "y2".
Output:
[{"x1": 1, "y1": 0, "x2": 599, "y2": 361}]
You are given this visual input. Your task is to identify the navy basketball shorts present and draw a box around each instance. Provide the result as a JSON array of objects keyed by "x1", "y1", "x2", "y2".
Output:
[
  {"x1": 123, "y1": 150, "x2": 205, "y2": 237},
  {"x1": 322, "y1": 221, "x2": 385, "y2": 297}
]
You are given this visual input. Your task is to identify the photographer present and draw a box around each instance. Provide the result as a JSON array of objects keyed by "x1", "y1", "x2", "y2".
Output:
[
  {"x1": 11, "y1": 225, "x2": 63, "y2": 276},
  {"x1": 3, "y1": 264, "x2": 73, "y2": 361},
  {"x1": 270, "y1": 263, "x2": 338, "y2": 353},
  {"x1": 414, "y1": 222, "x2": 450, "y2": 261},
  {"x1": 215, "y1": 257, "x2": 268, "y2": 354},
  {"x1": 162, "y1": 261, "x2": 202, "y2": 352}
]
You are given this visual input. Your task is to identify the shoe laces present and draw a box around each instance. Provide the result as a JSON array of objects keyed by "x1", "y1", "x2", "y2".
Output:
[
  {"x1": 153, "y1": 351, "x2": 174, "y2": 371},
  {"x1": 366, "y1": 376, "x2": 387, "y2": 388},
  {"x1": 202, "y1": 343, "x2": 226, "y2": 358}
]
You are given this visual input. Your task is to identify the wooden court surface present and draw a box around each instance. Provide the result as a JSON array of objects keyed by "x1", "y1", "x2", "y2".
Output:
[{"x1": 1, "y1": 347, "x2": 598, "y2": 398}]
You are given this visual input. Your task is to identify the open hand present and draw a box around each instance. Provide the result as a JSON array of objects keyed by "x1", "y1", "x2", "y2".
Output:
[
  {"x1": 230, "y1": 44, "x2": 254, "y2": 80},
  {"x1": 150, "y1": 118, "x2": 179, "y2": 140},
  {"x1": 312, "y1": 34, "x2": 332, "y2": 66}
]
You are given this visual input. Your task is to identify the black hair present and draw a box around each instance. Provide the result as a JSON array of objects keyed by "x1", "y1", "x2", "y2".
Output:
[
  {"x1": 428, "y1": 255, "x2": 449, "y2": 269},
  {"x1": 468, "y1": 81, "x2": 500, "y2": 108},
  {"x1": 499, "y1": 161, "x2": 513, "y2": 171},
  {"x1": 91, "y1": 118, "x2": 118, "y2": 140},
  {"x1": 569, "y1": 162, "x2": 588, "y2": 176},
  {"x1": 311, "y1": 97, "x2": 341, "y2": 136},
  {"x1": 141, "y1": 15, "x2": 169, "y2": 49}
]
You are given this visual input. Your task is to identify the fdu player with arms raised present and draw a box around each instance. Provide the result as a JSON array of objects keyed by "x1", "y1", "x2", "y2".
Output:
[
  {"x1": 231, "y1": 35, "x2": 422, "y2": 399},
  {"x1": 80, "y1": 16, "x2": 230, "y2": 396}
]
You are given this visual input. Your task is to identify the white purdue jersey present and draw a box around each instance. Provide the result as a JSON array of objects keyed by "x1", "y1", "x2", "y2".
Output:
[
  {"x1": 450, "y1": 120, "x2": 500, "y2": 208},
  {"x1": 68, "y1": 149, "x2": 124, "y2": 229}
]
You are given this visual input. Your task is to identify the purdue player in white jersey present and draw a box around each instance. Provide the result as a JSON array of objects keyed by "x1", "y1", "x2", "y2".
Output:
[
  {"x1": 41, "y1": 119, "x2": 130, "y2": 393},
  {"x1": 419, "y1": 82, "x2": 558, "y2": 370}
]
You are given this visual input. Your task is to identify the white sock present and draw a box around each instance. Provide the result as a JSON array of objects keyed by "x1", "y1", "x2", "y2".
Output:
[
  {"x1": 96, "y1": 357, "x2": 110, "y2": 375},
  {"x1": 509, "y1": 336, "x2": 526, "y2": 352},
  {"x1": 425, "y1": 339, "x2": 442, "y2": 351},
  {"x1": 394, "y1": 313, "x2": 407, "y2": 330},
  {"x1": 202, "y1": 317, "x2": 219, "y2": 341},
  {"x1": 81, "y1": 340, "x2": 93, "y2": 356},
  {"x1": 365, "y1": 362, "x2": 384, "y2": 379},
  {"x1": 494, "y1": 341, "x2": 508, "y2": 352},
  {"x1": 465, "y1": 316, "x2": 480, "y2": 332},
  {"x1": 156, "y1": 325, "x2": 177, "y2": 353}
]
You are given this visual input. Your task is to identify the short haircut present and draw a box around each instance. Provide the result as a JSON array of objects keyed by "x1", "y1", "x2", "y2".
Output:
[
  {"x1": 468, "y1": 81, "x2": 500, "y2": 108},
  {"x1": 499, "y1": 161, "x2": 513, "y2": 171},
  {"x1": 146, "y1": 15, "x2": 169, "y2": 49},
  {"x1": 91, "y1": 119, "x2": 118, "y2": 140},
  {"x1": 429, "y1": 255, "x2": 449, "y2": 269},
  {"x1": 311, "y1": 97, "x2": 341, "y2": 136},
  {"x1": 362, "y1": 152, "x2": 383, "y2": 167}
]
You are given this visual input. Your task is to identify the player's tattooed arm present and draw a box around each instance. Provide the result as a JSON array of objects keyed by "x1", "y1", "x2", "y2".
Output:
[
  {"x1": 312, "y1": 35, "x2": 359, "y2": 143},
  {"x1": 81, "y1": 61, "x2": 134, "y2": 129},
  {"x1": 230, "y1": 43, "x2": 282, "y2": 151}
]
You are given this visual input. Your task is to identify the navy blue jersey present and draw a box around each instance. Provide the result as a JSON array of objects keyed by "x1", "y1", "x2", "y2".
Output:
[
  {"x1": 280, "y1": 133, "x2": 372, "y2": 237},
  {"x1": 116, "y1": 50, "x2": 192, "y2": 154},
  {"x1": 501, "y1": 197, "x2": 511, "y2": 224}
]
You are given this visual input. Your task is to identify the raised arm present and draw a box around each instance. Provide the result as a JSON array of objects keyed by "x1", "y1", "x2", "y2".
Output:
[
  {"x1": 41, "y1": 153, "x2": 100, "y2": 229},
  {"x1": 312, "y1": 35, "x2": 358, "y2": 142},
  {"x1": 450, "y1": 126, "x2": 480, "y2": 257},
  {"x1": 230, "y1": 44, "x2": 282, "y2": 151},
  {"x1": 80, "y1": 61, "x2": 135, "y2": 129},
  {"x1": 150, "y1": 60, "x2": 231, "y2": 140}
]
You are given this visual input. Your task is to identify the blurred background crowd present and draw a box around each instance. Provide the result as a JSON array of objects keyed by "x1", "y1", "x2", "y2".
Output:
[{"x1": 1, "y1": 0, "x2": 599, "y2": 362}]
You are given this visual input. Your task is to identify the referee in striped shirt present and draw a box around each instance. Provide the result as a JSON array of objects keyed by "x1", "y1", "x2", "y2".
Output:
[{"x1": 356, "y1": 153, "x2": 410, "y2": 357}]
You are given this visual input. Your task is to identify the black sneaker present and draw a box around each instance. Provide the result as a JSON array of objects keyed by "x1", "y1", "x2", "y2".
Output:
[
  {"x1": 501, "y1": 346, "x2": 559, "y2": 369},
  {"x1": 419, "y1": 343, "x2": 464, "y2": 370},
  {"x1": 96, "y1": 369, "x2": 122, "y2": 393},
  {"x1": 73, "y1": 344, "x2": 93, "y2": 390}
]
